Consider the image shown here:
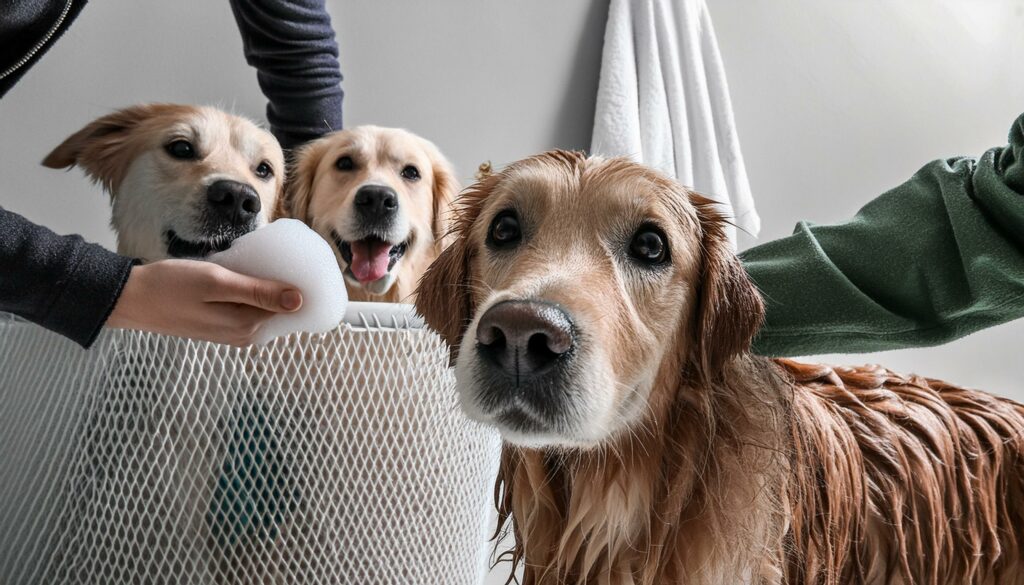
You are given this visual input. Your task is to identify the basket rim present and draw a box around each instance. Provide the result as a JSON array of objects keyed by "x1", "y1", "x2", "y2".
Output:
[
  {"x1": 0, "y1": 301, "x2": 425, "y2": 337},
  {"x1": 341, "y1": 301, "x2": 423, "y2": 329}
]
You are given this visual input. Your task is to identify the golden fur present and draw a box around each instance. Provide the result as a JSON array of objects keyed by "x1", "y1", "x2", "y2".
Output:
[
  {"x1": 416, "y1": 151, "x2": 1024, "y2": 584},
  {"x1": 43, "y1": 104, "x2": 284, "y2": 261},
  {"x1": 282, "y1": 126, "x2": 458, "y2": 303}
]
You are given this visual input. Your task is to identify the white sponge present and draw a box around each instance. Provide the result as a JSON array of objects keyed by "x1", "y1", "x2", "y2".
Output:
[{"x1": 209, "y1": 219, "x2": 347, "y2": 344}]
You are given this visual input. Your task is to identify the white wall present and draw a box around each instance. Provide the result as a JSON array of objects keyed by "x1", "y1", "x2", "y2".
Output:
[
  {"x1": 4, "y1": 2, "x2": 1024, "y2": 583},
  {"x1": 334, "y1": 1, "x2": 607, "y2": 180}
]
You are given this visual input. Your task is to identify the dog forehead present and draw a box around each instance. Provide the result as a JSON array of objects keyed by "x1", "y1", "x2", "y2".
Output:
[
  {"x1": 177, "y1": 109, "x2": 229, "y2": 146},
  {"x1": 164, "y1": 108, "x2": 277, "y2": 165},
  {"x1": 373, "y1": 130, "x2": 432, "y2": 169},
  {"x1": 227, "y1": 115, "x2": 281, "y2": 164},
  {"x1": 582, "y1": 158, "x2": 697, "y2": 217},
  {"x1": 493, "y1": 157, "x2": 692, "y2": 231},
  {"x1": 337, "y1": 127, "x2": 426, "y2": 164}
]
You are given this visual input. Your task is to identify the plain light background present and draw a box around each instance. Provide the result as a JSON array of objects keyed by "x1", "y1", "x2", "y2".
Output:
[{"x1": 2, "y1": 2, "x2": 1024, "y2": 583}]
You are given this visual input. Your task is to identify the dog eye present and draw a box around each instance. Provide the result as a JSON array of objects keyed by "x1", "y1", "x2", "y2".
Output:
[
  {"x1": 165, "y1": 140, "x2": 196, "y2": 160},
  {"x1": 254, "y1": 161, "x2": 274, "y2": 179},
  {"x1": 336, "y1": 156, "x2": 355, "y2": 171},
  {"x1": 487, "y1": 210, "x2": 521, "y2": 249},
  {"x1": 400, "y1": 165, "x2": 421, "y2": 181},
  {"x1": 629, "y1": 226, "x2": 669, "y2": 265}
]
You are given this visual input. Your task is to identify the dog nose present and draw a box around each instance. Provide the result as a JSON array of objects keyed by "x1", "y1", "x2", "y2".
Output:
[
  {"x1": 207, "y1": 180, "x2": 261, "y2": 223},
  {"x1": 476, "y1": 301, "x2": 574, "y2": 379},
  {"x1": 354, "y1": 185, "x2": 399, "y2": 218}
]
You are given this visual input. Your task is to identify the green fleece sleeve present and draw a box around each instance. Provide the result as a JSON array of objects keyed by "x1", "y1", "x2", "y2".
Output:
[{"x1": 741, "y1": 113, "x2": 1024, "y2": 357}]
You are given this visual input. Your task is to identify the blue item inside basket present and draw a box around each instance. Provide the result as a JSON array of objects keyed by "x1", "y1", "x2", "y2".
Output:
[{"x1": 207, "y1": 400, "x2": 298, "y2": 547}]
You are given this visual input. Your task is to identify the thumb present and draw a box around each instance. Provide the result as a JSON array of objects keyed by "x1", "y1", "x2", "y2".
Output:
[{"x1": 211, "y1": 269, "x2": 303, "y2": 313}]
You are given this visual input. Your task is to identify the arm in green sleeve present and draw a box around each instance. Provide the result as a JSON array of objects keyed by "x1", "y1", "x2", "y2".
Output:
[{"x1": 741, "y1": 113, "x2": 1024, "y2": 357}]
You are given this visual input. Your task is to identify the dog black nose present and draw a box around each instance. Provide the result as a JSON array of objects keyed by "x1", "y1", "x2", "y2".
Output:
[
  {"x1": 476, "y1": 301, "x2": 574, "y2": 379},
  {"x1": 354, "y1": 185, "x2": 399, "y2": 218},
  {"x1": 207, "y1": 180, "x2": 261, "y2": 223}
]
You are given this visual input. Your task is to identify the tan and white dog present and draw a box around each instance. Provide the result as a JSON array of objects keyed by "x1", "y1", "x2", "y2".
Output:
[
  {"x1": 283, "y1": 126, "x2": 458, "y2": 303},
  {"x1": 44, "y1": 103, "x2": 284, "y2": 261},
  {"x1": 39, "y1": 104, "x2": 287, "y2": 582}
]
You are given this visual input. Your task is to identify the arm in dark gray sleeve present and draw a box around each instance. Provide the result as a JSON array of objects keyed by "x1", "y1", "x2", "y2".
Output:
[
  {"x1": 0, "y1": 207, "x2": 135, "y2": 348},
  {"x1": 229, "y1": 0, "x2": 344, "y2": 150}
]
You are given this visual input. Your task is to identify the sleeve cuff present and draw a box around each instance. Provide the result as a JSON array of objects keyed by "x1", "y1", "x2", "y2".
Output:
[{"x1": 40, "y1": 241, "x2": 137, "y2": 348}]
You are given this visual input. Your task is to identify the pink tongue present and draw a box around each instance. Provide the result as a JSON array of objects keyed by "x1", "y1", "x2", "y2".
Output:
[{"x1": 350, "y1": 239, "x2": 393, "y2": 283}]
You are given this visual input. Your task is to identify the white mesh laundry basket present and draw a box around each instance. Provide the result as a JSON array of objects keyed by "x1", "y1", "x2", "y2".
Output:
[{"x1": 0, "y1": 304, "x2": 501, "y2": 585}]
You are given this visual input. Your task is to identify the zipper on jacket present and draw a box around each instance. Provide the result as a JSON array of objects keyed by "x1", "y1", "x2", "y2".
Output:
[{"x1": 0, "y1": 0, "x2": 75, "y2": 81}]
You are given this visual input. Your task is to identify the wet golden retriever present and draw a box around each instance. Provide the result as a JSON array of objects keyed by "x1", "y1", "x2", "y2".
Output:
[
  {"x1": 283, "y1": 126, "x2": 458, "y2": 303},
  {"x1": 416, "y1": 151, "x2": 1024, "y2": 585},
  {"x1": 44, "y1": 103, "x2": 284, "y2": 261}
]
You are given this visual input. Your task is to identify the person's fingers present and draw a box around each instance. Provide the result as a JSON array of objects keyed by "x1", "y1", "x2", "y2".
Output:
[
  {"x1": 205, "y1": 303, "x2": 273, "y2": 346},
  {"x1": 207, "y1": 302, "x2": 272, "y2": 328},
  {"x1": 281, "y1": 289, "x2": 302, "y2": 311},
  {"x1": 204, "y1": 266, "x2": 302, "y2": 312}
]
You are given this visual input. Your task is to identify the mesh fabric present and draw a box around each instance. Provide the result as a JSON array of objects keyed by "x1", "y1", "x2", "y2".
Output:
[{"x1": 0, "y1": 306, "x2": 500, "y2": 584}]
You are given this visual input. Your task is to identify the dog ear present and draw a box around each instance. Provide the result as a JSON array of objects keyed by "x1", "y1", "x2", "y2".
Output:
[
  {"x1": 42, "y1": 103, "x2": 185, "y2": 195},
  {"x1": 417, "y1": 231, "x2": 470, "y2": 363},
  {"x1": 282, "y1": 136, "x2": 332, "y2": 222},
  {"x1": 426, "y1": 143, "x2": 460, "y2": 253},
  {"x1": 691, "y1": 194, "x2": 765, "y2": 379},
  {"x1": 416, "y1": 173, "x2": 497, "y2": 363}
]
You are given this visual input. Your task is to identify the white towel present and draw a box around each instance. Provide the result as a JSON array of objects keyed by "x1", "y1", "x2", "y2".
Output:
[{"x1": 591, "y1": 0, "x2": 758, "y2": 246}]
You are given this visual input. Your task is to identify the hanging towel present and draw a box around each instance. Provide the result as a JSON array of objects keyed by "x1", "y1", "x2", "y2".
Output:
[{"x1": 591, "y1": 0, "x2": 758, "y2": 246}]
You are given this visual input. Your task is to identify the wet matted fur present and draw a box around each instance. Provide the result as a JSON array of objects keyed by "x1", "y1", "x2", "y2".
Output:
[{"x1": 415, "y1": 151, "x2": 1024, "y2": 585}]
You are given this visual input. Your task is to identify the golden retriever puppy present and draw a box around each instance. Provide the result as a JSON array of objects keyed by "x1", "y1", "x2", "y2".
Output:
[
  {"x1": 44, "y1": 103, "x2": 284, "y2": 261},
  {"x1": 416, "y1": 151, "x2": 1024, "y2": 585},
  {"x1": 283, "y1": 126, "x2": 458, "y2": 303}
]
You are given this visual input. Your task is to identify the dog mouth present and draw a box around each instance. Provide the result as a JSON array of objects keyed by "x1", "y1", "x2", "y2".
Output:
[
  {"x1": 164, "y1": 230, "x2": 237, "y2": 258},
  {"x1": 331, "y1": 230, "x2": 408, "y2": 285}
]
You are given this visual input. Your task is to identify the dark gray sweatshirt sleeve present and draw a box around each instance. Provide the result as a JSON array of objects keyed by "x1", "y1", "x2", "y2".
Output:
[
  {"x1": 229, "y1": 0, "x2": 344, "y2": 150},
  {"x1": 0, "y1": 207, "x2": 135, "y2": 348}
]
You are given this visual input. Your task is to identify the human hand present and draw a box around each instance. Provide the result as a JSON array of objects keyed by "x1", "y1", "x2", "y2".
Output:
[{"x1": 106, "y1": 259, "x2": 303, "y2": 346}]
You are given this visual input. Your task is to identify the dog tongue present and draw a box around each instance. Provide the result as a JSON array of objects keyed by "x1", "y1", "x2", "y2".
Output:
[{"x1": 350, "y1": 239, "x2": 392, "y2": 283}]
